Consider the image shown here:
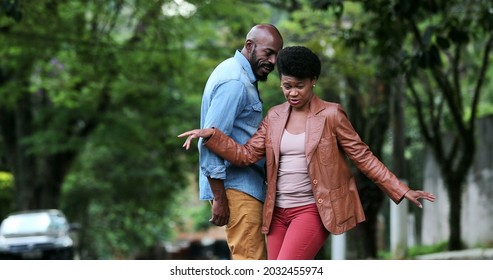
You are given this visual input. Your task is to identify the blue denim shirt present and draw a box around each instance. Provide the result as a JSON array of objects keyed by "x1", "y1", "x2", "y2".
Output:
[{"x1": 198, "y1": 50, "x2": 266, "y2": 202}]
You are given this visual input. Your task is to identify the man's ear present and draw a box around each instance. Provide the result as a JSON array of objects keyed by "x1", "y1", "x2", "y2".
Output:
[{"x1": 245, "y1": 39, "x2": 255, "y2": 53}]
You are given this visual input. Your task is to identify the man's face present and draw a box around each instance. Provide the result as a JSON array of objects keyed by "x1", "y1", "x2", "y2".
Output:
[{"x1": 250, "y1": 42, "x2": 281, "y2": 81}]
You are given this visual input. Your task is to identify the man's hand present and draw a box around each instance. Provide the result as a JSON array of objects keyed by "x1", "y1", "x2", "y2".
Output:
[
  {"x1": 207, "y1": 177, "x2": 229, "y2": 226},
  {"x1": 210, "y1": 193, "x2": 229, "y2": 226}
]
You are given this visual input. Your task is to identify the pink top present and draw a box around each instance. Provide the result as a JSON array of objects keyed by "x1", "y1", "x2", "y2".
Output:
[{"x1": 276, "y1": 130, "x2": 315, "y2": 208}]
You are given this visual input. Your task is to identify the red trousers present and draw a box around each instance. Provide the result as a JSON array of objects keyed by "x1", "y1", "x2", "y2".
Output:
[{"x1": 266, "y1": 203, "x2": 329, "y2": 260}]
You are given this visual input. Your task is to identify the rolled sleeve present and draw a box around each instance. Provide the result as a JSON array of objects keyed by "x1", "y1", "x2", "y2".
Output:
[{"x1": 200, "y1": 163, "x2": 227, "y2": 180}]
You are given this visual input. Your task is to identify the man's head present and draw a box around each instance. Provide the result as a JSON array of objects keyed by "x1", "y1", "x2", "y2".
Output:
[{"x1": 241, "y1": 24, "x2": 284, "y2": 81}]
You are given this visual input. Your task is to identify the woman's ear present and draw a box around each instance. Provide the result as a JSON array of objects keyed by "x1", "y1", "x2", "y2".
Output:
[{"x1": 312, "y1": 77, "x2": 319, "y2": 86}]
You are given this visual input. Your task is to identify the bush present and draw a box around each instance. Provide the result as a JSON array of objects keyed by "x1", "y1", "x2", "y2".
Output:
[{"x1": 0, "y1": 171, "x2": 14, "y2": 219}]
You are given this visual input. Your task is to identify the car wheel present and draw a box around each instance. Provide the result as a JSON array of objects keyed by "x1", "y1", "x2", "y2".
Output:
[{"x1": 61, "y1": 248, "x2": 75, "y2": 260}]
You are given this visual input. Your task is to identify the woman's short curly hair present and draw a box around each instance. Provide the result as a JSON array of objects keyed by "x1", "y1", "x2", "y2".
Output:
[{"x1": 276, "y1": 46, "x2": 321, "y2": 79}]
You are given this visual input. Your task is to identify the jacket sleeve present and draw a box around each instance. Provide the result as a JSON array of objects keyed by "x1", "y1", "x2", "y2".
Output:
[
  {"x1": 334, "y1": 104, "x2": 410, "y2": 204},
  {"x1": 203, "y1": 118, "x2": 268, "y2": 167}
]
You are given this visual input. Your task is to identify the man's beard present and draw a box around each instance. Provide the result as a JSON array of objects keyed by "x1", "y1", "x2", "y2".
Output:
[{"x1": 251, "y1": 50, "x2": 272, "y2": 82}]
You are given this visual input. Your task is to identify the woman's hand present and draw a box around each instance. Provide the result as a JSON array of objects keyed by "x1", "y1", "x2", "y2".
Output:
[
  {"x1": 177, "y1": 128, "x2": 215, "y2": 150},
  {"x1": 404, "y1": 189, "x2": 436, "y2": 208}
]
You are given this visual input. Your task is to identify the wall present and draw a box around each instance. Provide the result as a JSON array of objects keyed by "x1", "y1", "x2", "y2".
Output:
[{"x1": 421, "y1": 115, "x2": 493, "y2": 247}]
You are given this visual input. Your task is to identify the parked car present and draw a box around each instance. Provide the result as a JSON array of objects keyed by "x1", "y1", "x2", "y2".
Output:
[{"x1": 0, "y1": 209, "x2": 78, "y2": 260}]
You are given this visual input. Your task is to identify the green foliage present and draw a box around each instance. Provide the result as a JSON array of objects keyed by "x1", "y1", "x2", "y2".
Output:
[
  {"x1": 407, "y1": 241, "x2": 449, "y2": 257},
  {"x1": 1, "y1": 0, "x2": 22, "y2": 21},
  {"x1": 378, "y1": 241, "x2": 448, "y2": 259},
  {"x1": 0, "y1": 171, "x2": 13, "y2": 219},
  {"x1": 2, "y1": 0, "x2": 492, "y2": 259},
  {"x1": 60, "y1": 122, "x2": 187, "y2": 259},
  {"x1": 0, "y1": 171, "x2": 12, "y2": 189},
  {"x1": 1, "y1": 0, "x2": 206, "y2": 258},
  {"x1": 1, "y1": 0, "x2": 285, "y2": 259}
]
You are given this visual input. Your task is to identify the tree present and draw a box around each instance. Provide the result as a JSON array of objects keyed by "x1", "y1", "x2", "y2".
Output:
[
  {"x1": 0, "y1": 0, "x2": 194, "y2": 257},
  {"x1": 402, "y1": 0, "x2": 492, "y2": 250},
  {"x1": 346, "y1": 0, "x2": 493, "y2": 250},
  {"x1": 1, "y1": 0, "x2": 284, "y2": 259}
]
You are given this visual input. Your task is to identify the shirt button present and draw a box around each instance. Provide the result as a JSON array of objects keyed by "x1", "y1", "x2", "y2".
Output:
[
  {"x1": 313, "y1": 179, "x2": 318, "y2": 184},
  {"x1": 318, "y1": 199, "x2": 323, "y2": 204}
]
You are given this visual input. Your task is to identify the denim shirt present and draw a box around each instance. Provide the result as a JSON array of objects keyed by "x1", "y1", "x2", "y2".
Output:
[{"x1": 198, "y1": 50, "x2": 266, "y2": 202}]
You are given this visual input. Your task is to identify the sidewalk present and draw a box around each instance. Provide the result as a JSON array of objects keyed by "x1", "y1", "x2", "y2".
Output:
[{"x1": 415, "y1": 248, "x2": 493, "y2": 260}]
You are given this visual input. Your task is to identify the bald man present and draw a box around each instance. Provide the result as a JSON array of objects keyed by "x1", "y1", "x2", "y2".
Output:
[{"x1": 197, "y1": 24, "x2": 283, "y2": 260}]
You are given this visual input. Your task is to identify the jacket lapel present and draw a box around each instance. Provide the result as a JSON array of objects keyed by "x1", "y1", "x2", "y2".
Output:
[
  {"x1": 269, "y1": 103, "x2": 290, "y2": 166},
  {"x1": 270, "y1": 97, "x2": 326, "y2": 165},
  {"x1": 306, "y1": 96, "x2": 326, "y2": 164}
]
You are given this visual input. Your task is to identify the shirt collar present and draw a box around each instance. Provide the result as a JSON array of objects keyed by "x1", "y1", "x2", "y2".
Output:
[{"x1": 234, "y1": 50, "x2": 257, "y2": 84}]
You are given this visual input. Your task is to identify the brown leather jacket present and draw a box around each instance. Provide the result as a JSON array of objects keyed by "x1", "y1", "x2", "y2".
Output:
[{"x1": 204, "y1": 95, "x2": 410, "y2": 235}]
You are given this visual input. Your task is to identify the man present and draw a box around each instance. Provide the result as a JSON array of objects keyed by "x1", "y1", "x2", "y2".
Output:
[{"x1": 198, "y1": 24, "x2": 283, "y2": 260}]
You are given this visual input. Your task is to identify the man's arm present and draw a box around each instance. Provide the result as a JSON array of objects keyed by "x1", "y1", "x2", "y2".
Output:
[
  {"x1": 207, "y1": 177, "x2": 229, "y2": 226},
  {"x1": 201, "y1": 80, "x2": 246, "y2": 226}
]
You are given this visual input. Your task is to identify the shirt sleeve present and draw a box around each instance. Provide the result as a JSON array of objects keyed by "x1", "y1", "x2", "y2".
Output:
[{"x1": 199, "y1": 80, "x2": 246, "y2": 179}]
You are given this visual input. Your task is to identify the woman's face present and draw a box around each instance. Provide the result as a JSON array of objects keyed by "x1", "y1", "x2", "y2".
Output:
[{"x1": 280, "y1": 75, "x2": 316, "y2": 111}]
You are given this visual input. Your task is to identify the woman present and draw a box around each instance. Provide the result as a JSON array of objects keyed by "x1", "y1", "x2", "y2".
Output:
[{"x1": 178, "y1": 46, "x2": 436, "y2": 260}]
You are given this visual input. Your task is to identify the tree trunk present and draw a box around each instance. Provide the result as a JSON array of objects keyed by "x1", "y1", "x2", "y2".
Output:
[
  {"x1": 5, "y1": 87, "x2": 74, "y2": 210},
  {"x1": 445, "y1": 175, "x2": 463, "y2": 250},
  {"x1": 39, "y1": 153, "x2": 75, "y2": 208},
  {"x1": 344, "y1": 77, "x2": 390, "y2": 259},
  {"x1": 13, "y1": 90, "x2": 37, "y2": 210},
  {"x1": 348, "y1": 173, "x2": 385, "y2": 259}
]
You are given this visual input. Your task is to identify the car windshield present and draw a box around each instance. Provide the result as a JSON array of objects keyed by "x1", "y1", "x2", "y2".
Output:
[{"x1": 0, "y1": 212, "x2": 65, "y2": 235}]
